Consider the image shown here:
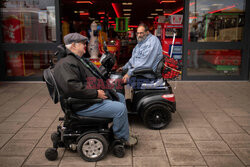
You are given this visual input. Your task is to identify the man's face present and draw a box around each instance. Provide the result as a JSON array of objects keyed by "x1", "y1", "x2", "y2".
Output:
[
  {"x1": 136, "y1": 26, "x2": 148, "y2": 43},
  {"x1": 75, "y1": 41, "x2": 87, "y2": 56}
]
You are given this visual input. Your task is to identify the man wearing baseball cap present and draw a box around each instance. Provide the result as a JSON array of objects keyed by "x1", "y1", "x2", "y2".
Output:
[{"x1": 53, "y1": 33, "x2": 137, "y2": 147}]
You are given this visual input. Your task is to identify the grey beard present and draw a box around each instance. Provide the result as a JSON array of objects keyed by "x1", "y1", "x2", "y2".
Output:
[{"x1": 137, "y1": 35, "x2": 147, "y2": 43}]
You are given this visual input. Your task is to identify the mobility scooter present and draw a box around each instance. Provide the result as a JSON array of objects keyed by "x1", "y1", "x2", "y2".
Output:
[{"x1": 100, "y1": 42, "x2": 176, "y2": 130}]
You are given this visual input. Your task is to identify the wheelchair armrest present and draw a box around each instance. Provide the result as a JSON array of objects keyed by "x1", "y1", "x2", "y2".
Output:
[
  {"x1": 66, "y1": 97, "x2": 103, "y2": 105},
  {"x1": 133, "y1": 68, "x2": 156, "y2": 76}
]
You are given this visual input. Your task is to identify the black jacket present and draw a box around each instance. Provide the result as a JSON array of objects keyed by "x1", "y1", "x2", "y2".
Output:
[{"x1": 53, "y1": 51, "x2": 98, "y2": 100}]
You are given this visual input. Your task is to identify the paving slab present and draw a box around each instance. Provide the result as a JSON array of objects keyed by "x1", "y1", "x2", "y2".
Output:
[
  {"x1": 204, "y1": 155, "x2": 245, "y2": 167},
  {"x1": 0, "y1": 139, "x2": 37, "y2": 156},
  {"x1": 232, "y1": 116, "x2": 250, "y2": 127},
  {"x1": 204, "y1": 112, "x2": 245, "y2": 134},
  {"x1": 161, "y1": 133, "x2": 195, "y2": 148},
  {"x1": 166, "y1": 147, "x2": 206, "y2": 166},
  {"x1": 24, "y1": 116, "x2": 56, "y2": 128},
  {"x1": 37, "y1": 132, "x2": 53, "y2": 148},
  {"x1": 160, "y1": 113, "x2": 188, "y2": 134},
  {"x1": 242, "y1": 126, "x2": 250, "y2": 134},
  {"x1": 195, "y1": 141, "x2": 233, "y2": 155},
  {"x1": 160, "y1": 120, "x2": 188, "y2": 134},
  {"x1": 232, "y1": 148, "x2": 250, "y2": 166},
  {"x1": 188, "y1": 127, "x2": 222, "y2": 141},
  {"x1": 96, "y1": 148, "x2": 132, "y2": 166},
  {"x1": 223, "y1": 107, "x2": 250, "y2": 117},
  {"x1": 24, "y1": 147, "x2": 64, "y2": 166},
  {"x1": 59, "y1": 156, "x2": 95, "y2": 167},
  {"x1": 221, "y1": 133, "x2": 250, "y2": 148},
  {"x1": 133, "y1": 156, "x2": 170, "y2": 167},
  {"x1": 0, "y1": 121, "x2": 25, "y2": 134},
  {"x1": 133, "y1": 140, "x2": 166, "y2": 157},
  {"x1": 0, "y1": 133, "x2": 14, "y2": 148},
  {"x1": 12, "y1": 127, "x2": 47, "y2": 140},
  {"x1": 0, "y1": 156, "x2": 26, "y2": 167}
]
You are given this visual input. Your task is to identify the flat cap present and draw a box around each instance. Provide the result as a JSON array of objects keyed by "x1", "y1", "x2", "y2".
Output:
[{"x1": 64, "y1": 33, "x2": 88, "y2": 45}]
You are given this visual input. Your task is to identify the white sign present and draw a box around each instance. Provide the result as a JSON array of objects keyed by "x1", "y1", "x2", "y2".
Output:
[
  {"x1": 39, "y1": 11, "x2": 47, "y2": 23},
  {"x1": 170, "y1": 15, "x2": 183, "y2": 24}
]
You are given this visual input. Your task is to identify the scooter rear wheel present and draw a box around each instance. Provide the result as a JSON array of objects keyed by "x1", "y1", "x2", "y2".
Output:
[{"x1": 143, "y1": 104, "x2": 172, "y2": 130}]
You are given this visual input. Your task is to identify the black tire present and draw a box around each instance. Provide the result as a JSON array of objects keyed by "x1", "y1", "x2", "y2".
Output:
[
  {"x1": 51, "y1": 132, "x2": 60, "y2": 144},
  {"x1": 143, "y1": 104, "x2": 172, "y2": 130},
  {"x1": 77, "y1": 133, "x2": 108, "y2": 162},
  {"x1": 113, "y1": 144, "x2": 125, "y2": 158},
  {"x1": 45, "y1": 148, "x2": 58, "y2": 161}
]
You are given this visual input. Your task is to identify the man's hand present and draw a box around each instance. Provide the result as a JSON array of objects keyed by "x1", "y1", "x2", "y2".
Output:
[
  {"x1": 97, "y1": 90, "x2": 108, "y2": 99},
  {"x1": 122, "y1": 74, "x2": 130, "y2": 84},
  {"x1": 116, "y1": 67, "x2": 123, "y2": 72}
]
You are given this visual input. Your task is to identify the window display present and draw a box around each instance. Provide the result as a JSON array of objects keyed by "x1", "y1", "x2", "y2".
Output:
[
  {"x1": 189, "y1": 0, "x2": 245, "y2": 42},
  {"x1": 1, "y1": 0, "x2": 56, "y2": 43},
  {"x1": 5, "y1": 50, "x2": 53, "y2": 77},
  {"x1": 187, "y1": 49, "x2": 242, "y2": 76}
]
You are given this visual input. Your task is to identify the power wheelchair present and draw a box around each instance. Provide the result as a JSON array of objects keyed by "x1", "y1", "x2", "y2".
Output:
[{"x1": 43, "y1": 67, "x2": 125, "y2": 162}]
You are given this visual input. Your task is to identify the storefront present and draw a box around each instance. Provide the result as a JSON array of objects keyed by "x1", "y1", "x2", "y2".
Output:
[{"x1": 0, "y1": 0, "x2": 249, "y2": 81}]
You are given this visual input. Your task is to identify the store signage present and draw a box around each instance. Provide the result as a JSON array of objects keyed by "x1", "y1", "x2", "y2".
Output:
[
  {"x1": 170, "y1": 15, "x2": 183, "y2": 24},
  {"x1": 38, "y1": 11, "x2": 47, "y2": 23},
  {"x1": 115, "y1": 17, "x2": 128, "y2": 32}
]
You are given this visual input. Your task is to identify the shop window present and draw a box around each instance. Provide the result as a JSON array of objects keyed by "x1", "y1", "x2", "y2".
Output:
[
  {"x1": 187, "y1": 49, "x2": 242, "y2": 76},
  {"x1": 1, "y1": 0, "x2": 56, "y2": 43},
  {"x1": 5, "y1": 50, "x2": 53, "y2": 77},
  {"x1": 188, "y1": 0, "x2": 245, "y2": 42}
]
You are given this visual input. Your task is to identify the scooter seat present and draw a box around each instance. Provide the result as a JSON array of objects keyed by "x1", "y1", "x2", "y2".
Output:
[{"x1": 140, "y1": 78, "x2": 165, "y2": 89}]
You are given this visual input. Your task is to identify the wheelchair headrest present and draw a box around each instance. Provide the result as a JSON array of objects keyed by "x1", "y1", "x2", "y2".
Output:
[
  {"x1": 43, "y1": 68, "x2": 60, "y2": 104},
  {"x1": 55, "y1": 44, "x2": 67, "y2": 59}
]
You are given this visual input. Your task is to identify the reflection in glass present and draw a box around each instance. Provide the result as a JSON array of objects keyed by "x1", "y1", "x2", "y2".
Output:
[
  {"x1": 1, "y1": 0, "x2": 56, "y2": 43},
  {"x1": 187, "y1": 49, "x2": 241, "y2": 76},
  {"x1": 5, "y1": 51, "x2": 53, "y2": 77},
  {"x1": 189, "y1": 0, "x2": 245, "y2": 42}
]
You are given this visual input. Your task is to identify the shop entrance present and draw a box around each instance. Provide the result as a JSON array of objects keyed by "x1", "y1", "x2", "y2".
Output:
[
  {"x1": 59, "y1": 0, "x2": 184, "y2": 74},
  {"x1": 1, "y1": 0, "x2": 249, "y2": 81}
]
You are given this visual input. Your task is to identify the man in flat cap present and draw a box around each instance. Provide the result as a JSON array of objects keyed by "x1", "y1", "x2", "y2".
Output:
[{"x1": 53, "y1": 33, "x2": 137, "y2": 147}]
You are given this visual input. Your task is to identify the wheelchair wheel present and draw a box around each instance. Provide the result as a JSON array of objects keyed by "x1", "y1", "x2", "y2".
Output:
[
  {"x1": 113, "y1": 144, "x2": 125, "y2": 158},
  {"x1": 45, "y1": 148, "x2": 58, "y2": 161},
  {"x1": 77, "y1": 133, "x2": 108, "y2": 162},
  {"x1": 143, "y1": 104, "x2": 172, "y2": 130}
]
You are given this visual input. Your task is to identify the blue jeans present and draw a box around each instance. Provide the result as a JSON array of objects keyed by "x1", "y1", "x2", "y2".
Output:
[{"x1": 76, "y1": 93, "x2": 129, "y2": 141}]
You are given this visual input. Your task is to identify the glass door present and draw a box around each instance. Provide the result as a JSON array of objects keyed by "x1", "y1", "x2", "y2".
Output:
[{"x1": 182, "y1": 0, "x2": 250, "y2": 80}]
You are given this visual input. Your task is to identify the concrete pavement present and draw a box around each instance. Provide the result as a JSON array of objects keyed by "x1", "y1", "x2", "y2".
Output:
[{"x1": 0, "y1": 81, "x2": 249, "y2": 167}]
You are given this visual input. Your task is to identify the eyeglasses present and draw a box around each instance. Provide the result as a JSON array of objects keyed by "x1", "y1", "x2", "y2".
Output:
[{"x1": 136, "y1": 32, "x2": 145, "y2": 35}]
